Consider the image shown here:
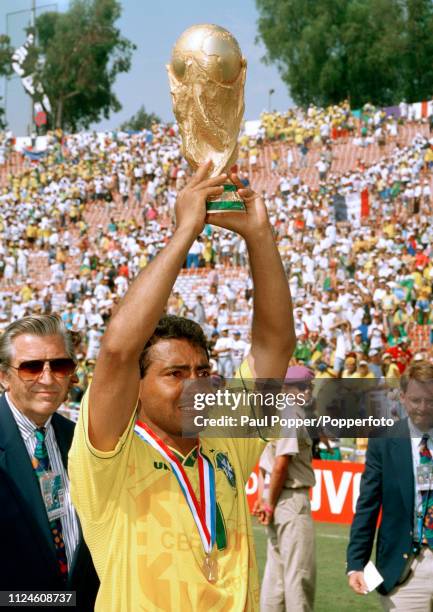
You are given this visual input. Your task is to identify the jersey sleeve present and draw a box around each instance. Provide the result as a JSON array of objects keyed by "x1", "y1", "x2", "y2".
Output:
[{"x1": 68, "y1": 385, "x2": 137, "y2": 523}]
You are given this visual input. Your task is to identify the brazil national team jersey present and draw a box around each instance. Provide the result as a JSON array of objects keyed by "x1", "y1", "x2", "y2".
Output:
[{"x1": 69, "y1": 363, "x2": 265, "y2": 611}]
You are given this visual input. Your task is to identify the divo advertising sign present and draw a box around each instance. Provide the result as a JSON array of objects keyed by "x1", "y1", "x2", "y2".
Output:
[{"x1": 246, "y1": 460, "x2": 365, "y2": 524}]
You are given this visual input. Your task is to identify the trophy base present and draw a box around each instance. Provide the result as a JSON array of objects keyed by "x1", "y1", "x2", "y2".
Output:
[{"x1": 206, "y1": 183, "x2": 246, "y2": 213}]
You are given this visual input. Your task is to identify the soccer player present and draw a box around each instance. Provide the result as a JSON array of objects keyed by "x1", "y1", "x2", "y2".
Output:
[{"x1": 69, "y1": 163, "x2": 295, "y2": 611}]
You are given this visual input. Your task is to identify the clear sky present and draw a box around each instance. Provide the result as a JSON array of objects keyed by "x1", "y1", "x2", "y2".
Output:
[{"x1": 1, "y1": 0, "x2": 293, "y2": 135}]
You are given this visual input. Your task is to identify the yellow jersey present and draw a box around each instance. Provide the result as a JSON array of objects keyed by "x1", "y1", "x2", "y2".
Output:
[{"x1": 69, "y1": 366, "x2": 265, "y2": 611}]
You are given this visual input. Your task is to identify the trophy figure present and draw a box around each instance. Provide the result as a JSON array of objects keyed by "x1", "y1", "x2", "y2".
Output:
[{"x1": 167, "y1": 24, "x2": 247, "y2": 213}]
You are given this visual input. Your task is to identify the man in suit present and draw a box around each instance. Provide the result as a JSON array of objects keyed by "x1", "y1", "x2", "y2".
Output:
[
  {"x1": 0, "y1": 314, "x2": 98, "y2": 611},
  {"x1": 347, "y1": 361, "x2": 433, "y2": 611}
]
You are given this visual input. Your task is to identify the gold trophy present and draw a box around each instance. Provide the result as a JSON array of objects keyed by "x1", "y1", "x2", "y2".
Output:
[{"x1": 167, "y1": 24, "x2": 247, "y2": 213}]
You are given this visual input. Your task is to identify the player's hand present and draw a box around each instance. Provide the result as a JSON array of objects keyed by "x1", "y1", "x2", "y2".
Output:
[
  {"x1": 207, "y1": 173, "x2": 271, "y2": 240},
  {"x1": 175, "y1": 162, "x2": 225, "y2": 237},
  {"x1": 348, "y1": 571, "x2": 369, "y2": 595}
]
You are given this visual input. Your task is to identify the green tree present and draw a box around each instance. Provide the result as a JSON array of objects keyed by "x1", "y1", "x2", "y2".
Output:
[
  {"x1": 0, "y1": 35, "x2": 13, "y2": 77},
  {"x1": 0, "y1": 35, "x2": 13, "y2": 130},
  {"x1": 0, "y1": 103, "x2": 6, "y2": 130},
  {"x1": 403, "y1": 0, "x2": 433, "y2": 102},
  {"x1": 120, "y1": 105, "x2": 161, "y2": 131},
  {"x1": 28, "y1": 0, "x2": 135, "y2": 130},
  {"x1": 255, "y1": 0, "x2": 432, "y2": 108},
  {"x1": 343, "y1": 0, "x2": 405, "y2": 106}
]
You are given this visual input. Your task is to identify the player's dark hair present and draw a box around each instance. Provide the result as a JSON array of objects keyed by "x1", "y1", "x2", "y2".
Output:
[{"x1": 138, "y1": 315, "x2": 209, "y2": 378}]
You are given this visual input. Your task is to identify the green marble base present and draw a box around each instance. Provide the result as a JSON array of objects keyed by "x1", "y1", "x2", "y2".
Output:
[{"x1": 206, "y1": 183, "x2": 246, "y2": 213}]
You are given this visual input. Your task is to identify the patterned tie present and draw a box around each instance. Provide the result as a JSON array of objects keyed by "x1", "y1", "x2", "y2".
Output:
[
  {"x1": 32, "y1": 427, "x2": 68, "y2": 580},
  {"x1": 419, "y1": 433, "x2": 433, "y2": 548}
]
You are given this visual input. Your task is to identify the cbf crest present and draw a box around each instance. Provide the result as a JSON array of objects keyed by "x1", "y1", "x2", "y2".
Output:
[{"x1": 215, "y1": 452, "x2": 236, "y2": 488}]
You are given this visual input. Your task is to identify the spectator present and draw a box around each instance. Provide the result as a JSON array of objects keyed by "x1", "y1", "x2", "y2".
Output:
[{"x1": 213, "y1": 328, "x2": 235, "y2": 378}]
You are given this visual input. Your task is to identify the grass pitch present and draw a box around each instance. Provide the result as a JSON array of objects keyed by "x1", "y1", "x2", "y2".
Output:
[{"x1": 254, "y1": 521, "x2": 381, "y2": 611}]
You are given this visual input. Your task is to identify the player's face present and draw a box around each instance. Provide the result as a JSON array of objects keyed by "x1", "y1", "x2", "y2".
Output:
[
  {"x1": 138, "y1": 339, "x2": 211, "y2": 438},
  {"x1": 401, "y1": 379, "x2": 433, "y2": 431},
  {"x1": 0, "y1": 334, "x2": 74, "y2": 426}
]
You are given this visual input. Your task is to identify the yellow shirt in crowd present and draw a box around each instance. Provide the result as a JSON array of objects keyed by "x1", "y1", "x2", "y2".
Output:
[{"x1": 69, "y1": 363, "x2": 266, "y2": 612}]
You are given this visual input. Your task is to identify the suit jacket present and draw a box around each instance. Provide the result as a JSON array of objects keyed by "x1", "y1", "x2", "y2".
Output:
[
  {"x1": 0, "y1": 394, "x2": 99, "y2": 611},
  {"x1": 347, "y1": 418, "x2": 415, "y2": 595}
]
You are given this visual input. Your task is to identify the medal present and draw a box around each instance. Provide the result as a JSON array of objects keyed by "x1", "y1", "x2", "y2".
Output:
[
  {"x1": 202, "y1": 553, "x2": 218, "y2": 583},
  {"x1": 134, "y1": 420, "x2": 218, "y2": 582}
]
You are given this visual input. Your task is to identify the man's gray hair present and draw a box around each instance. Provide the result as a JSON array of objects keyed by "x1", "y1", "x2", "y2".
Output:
[{"x1": 0, "y1": 314, "x2": 76, "y2": 372}]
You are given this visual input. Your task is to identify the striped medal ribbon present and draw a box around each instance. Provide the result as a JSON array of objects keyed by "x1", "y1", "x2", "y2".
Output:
[{"x1": 134, "y1": 420, "x2": 218, "y2": 582}]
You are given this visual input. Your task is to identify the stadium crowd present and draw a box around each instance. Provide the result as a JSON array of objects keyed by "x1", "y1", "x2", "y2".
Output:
[{"x1": 0, "y1": 100, "x2": 432, "y2": 406}]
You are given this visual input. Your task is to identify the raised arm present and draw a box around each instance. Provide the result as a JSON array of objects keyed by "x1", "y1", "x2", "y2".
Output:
[
  {"x1": 210, "y1": 175, "x2": 295, "y2": 379},
  {"x1": 88, "y1": 163, "x2": 225, "y2": 451}
]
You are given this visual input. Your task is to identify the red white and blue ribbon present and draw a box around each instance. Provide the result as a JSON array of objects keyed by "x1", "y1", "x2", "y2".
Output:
[{"x1": 134, "y1": 420, "x2": 216, "y2": 554}]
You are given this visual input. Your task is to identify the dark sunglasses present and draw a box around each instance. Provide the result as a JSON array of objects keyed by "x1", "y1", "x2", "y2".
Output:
[{"x1": 8, "y1": 358, "x2": 77, "y2": 381}]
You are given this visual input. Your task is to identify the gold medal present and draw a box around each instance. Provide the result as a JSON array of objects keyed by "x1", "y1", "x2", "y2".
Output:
[{"x1": 202, "y1": 553, "x2": 218, "y2": 583}]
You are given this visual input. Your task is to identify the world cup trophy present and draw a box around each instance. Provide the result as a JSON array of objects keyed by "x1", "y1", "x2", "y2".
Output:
[{"x1": 167, "y1": 24, "x2": 247, "y2": 213}]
